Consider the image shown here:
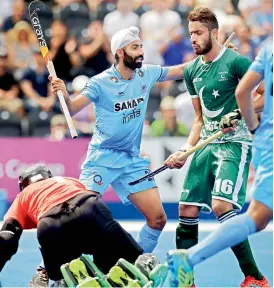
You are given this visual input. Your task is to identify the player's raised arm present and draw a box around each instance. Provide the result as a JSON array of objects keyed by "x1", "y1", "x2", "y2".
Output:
[
  {"x1": 161, "y1": 62, "x2": 189, "y2": 81},
  {"x1": 49, "y1": 75, "x2": 92, "y2": 116}
]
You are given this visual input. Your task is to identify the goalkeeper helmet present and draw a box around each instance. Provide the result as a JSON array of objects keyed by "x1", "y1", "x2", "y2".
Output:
[{"x1": 18, "y1": 164, "x2": 52, "y2": 191}]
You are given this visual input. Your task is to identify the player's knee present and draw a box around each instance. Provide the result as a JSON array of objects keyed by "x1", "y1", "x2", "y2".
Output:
[
  {"x1": 247, "y1": 200, "x2": 272, "y2": 232},
  {"x1": 147, "y1": 212, "x2": 167, "y2": 230},
  {"x1": 179, "y1": 204, "x2": 199, "y2": 217},
  {"x1": 212, "y1": 199, "x2": 233, "y2": 217},
  {"x1": 249, "y1": 211, "x2": 269, "y2": 231},
  {"x1": 256, "y1": 219, "x2": 269, "y2": 231}
]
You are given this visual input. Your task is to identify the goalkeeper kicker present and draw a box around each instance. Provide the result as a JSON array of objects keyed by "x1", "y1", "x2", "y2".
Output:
[
  {"x1": 0, "y1": 165, "x2": 167, "y2": 287},
  {"x1": 58, "y1": 253, "x2": 166, "y2": 287}
]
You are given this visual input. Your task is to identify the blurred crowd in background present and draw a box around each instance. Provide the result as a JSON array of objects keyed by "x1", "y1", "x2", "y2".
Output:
[{"x1": 0, "y1": 0, "x2": 272, "y2": 140}]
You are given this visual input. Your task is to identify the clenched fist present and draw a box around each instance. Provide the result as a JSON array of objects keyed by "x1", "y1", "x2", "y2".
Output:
[
  {"x1": 48, "y1": 75, "x2": 69, "y2": 100},
  {"x1": 219, "y1": 109, "x2": 242, "y2": 133},
  {"x1": 164, "y1": 151, "x2": 188, "y2": 169}
]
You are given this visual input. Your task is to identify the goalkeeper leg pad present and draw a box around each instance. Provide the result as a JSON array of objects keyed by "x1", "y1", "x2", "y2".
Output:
[
  {"x1": 60, "y1": 263, "x2": 78, "y2": 287},
  {"x1": 80, "y1": 255, "x2": 111, "y2": 287},
  {"x1": 60, "y1": 255, "x2": 111, "y2": 287},
  {"x1": 115, "y1": 258, "x2": 150, "y2": 287},
  {"x1": 108, "y1": 265, "x2": 142, "y2": 287},
  {"x1": 61, "y1": 259, "x2": 100, "y2": 288}
]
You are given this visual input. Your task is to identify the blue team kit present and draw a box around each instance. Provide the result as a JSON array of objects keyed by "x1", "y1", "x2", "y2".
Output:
[
  {"x1": 249, "y1": 41, "x2": 273, "y2": 210},
  {"x1": 79, "y1": 64, "x2": 168, "y2": 203}
]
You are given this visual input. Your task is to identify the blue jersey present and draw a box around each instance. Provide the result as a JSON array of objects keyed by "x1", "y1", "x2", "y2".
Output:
[
  {"x1": 81, "y1": 64, "x2": 168, "y2": 156},
  {"x1": 249, "y1": 41, "x2": 273, "y2": 150}
]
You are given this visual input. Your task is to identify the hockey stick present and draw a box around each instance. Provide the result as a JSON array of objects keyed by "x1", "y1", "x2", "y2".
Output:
[
  {"x1": 28, "y1": 0, "x2": 78, "y2": 139},
  {"x1": 128, "y1": 130, "x2": 223, "y2": 186}
]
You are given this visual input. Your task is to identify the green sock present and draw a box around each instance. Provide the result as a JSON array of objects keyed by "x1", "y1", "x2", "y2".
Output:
[
  {"x1": 176, "y1": 216, "x2": 199, "y2": 249},
  {"x1": 218, "y1": 210, "x2": 263, "y2": 280}
]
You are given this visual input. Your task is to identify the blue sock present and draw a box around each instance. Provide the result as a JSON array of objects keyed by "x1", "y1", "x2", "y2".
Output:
[
  {"x1": 188, "y1": 213, "x2": 257, "y2": 267},
  {"x1": 136, "y1": 224, "x2": 162, "y2": 253}
]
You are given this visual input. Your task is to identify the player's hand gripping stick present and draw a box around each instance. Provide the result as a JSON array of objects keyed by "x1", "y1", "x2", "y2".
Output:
[{"x1": 129, "y1": 130, "x2": 223, "y2": 186}]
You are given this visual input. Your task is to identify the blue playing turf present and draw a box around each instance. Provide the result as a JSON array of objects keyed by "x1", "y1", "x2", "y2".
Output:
[{"x1": 0, "y1": 221, "x2": 272, "y2": 287}]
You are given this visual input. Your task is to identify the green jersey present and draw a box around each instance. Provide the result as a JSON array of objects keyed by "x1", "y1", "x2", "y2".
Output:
[{"x1": 184, "y1": 47, "x2": 252, "y2": 144}]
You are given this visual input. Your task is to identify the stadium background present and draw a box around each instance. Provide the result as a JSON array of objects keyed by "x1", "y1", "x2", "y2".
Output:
[
  {"x1": 0, "y1": 0, "x2": 272, "y2": 287},
  {"x1": 0, "y1": 0, "x2": 272, "y2": 220}
]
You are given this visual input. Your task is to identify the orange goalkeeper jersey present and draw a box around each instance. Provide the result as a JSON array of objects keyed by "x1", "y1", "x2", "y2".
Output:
[{"x1": 4, "y1": 177, "x2": 87, "y2": 229}]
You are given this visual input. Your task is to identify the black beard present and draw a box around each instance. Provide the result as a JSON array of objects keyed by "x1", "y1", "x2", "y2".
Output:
[
  {"x1": 195, "y1": 33, "x2": 213, "y2": 55},
  {"x1": 123, "y1": 51, "x2": 143, "y2": 70}
]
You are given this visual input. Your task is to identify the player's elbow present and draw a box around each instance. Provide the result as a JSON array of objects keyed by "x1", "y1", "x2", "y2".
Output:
[{"x1": 235, "y1": 85, "x2": 242, "y2": 101}]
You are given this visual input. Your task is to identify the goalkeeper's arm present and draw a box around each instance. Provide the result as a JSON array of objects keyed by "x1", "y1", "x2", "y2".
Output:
[{"x1": 0, "y1": 218, "x2": 22, "y2": 271}]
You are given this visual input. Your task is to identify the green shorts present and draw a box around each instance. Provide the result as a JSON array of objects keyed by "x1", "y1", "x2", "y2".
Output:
[{"x1": 180, "y1": 142, "x2": 252, "y2": 213}]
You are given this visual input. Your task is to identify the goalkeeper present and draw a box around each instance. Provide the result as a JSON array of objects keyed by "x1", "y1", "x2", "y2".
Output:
[{"x1": 0, "y1": 165, "x2": 167, "y2": 287}]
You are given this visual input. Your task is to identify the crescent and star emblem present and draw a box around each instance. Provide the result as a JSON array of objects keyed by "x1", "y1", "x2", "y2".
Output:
[{"x1": 199, "y1": 86, "x2": 224, "y2": 118}]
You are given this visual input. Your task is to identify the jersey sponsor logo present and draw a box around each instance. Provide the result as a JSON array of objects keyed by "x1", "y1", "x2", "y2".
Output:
[
  {"x1": 193, "y1": 77, "x2": 202, "y2": 83},
  {"x1": 218, "y1": 71, "x2": 228, "y2": 81},
  {"x1": 92, "y1": 172, "x2": 103, "y2": 186},
  {"x1": 114, "y1": 97, "x2": 145, "y2": 112},
  {"x1": 199, "y1": 86, "x2": 224, "y2": 118},
  {"x1": 122, "y1": 108, "x2": 141, "y2": 124}
]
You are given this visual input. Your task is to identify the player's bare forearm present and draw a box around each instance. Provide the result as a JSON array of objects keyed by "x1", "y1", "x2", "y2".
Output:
[
  {"x1": 235, "y1": 70, "x2": 263, "y2": 130},
  {"x1": 253, "y1": 93, "x2": 264, "y2": 113},
  {"x1": 163, "y1": 62, "x2": 189, "y2": 81},
  {"x1": 60, "y1": 96, "x2": 85, "y2": 116},
  {"x1": 51, "y1": 86, "x2": 76, "y2": 116},
  {"x1": 182, "y1": 97, "x2": 203, "y2": 148},
  {"x1": 183, "y1": 115, "x2": 203, "y2": 148},
  {"x1": 50, "y1": 76, "x2": 91, "y2": 116},
  {"x1": 69, "y1": 94, "x2": 91, "y2": 116},
  {"x1": 237, "y1": 92, "x2": 258, "y2": 130},
  {"x1": 61, "y1": 96, "x2": 74, "y2": 115}
]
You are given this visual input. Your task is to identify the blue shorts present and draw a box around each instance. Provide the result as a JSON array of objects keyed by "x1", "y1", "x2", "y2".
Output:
[
  {"x1": 251, "y1": 146, "x2": 273, "y2": 210},
  {"x1": 79, "y1": 147, "x2": 157, "y2": 204}
]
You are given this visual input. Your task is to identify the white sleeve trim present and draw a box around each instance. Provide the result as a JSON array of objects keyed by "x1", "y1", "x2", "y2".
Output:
[{"x1": 190, "y1": 95, "x2": 199, "y2": 98}]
